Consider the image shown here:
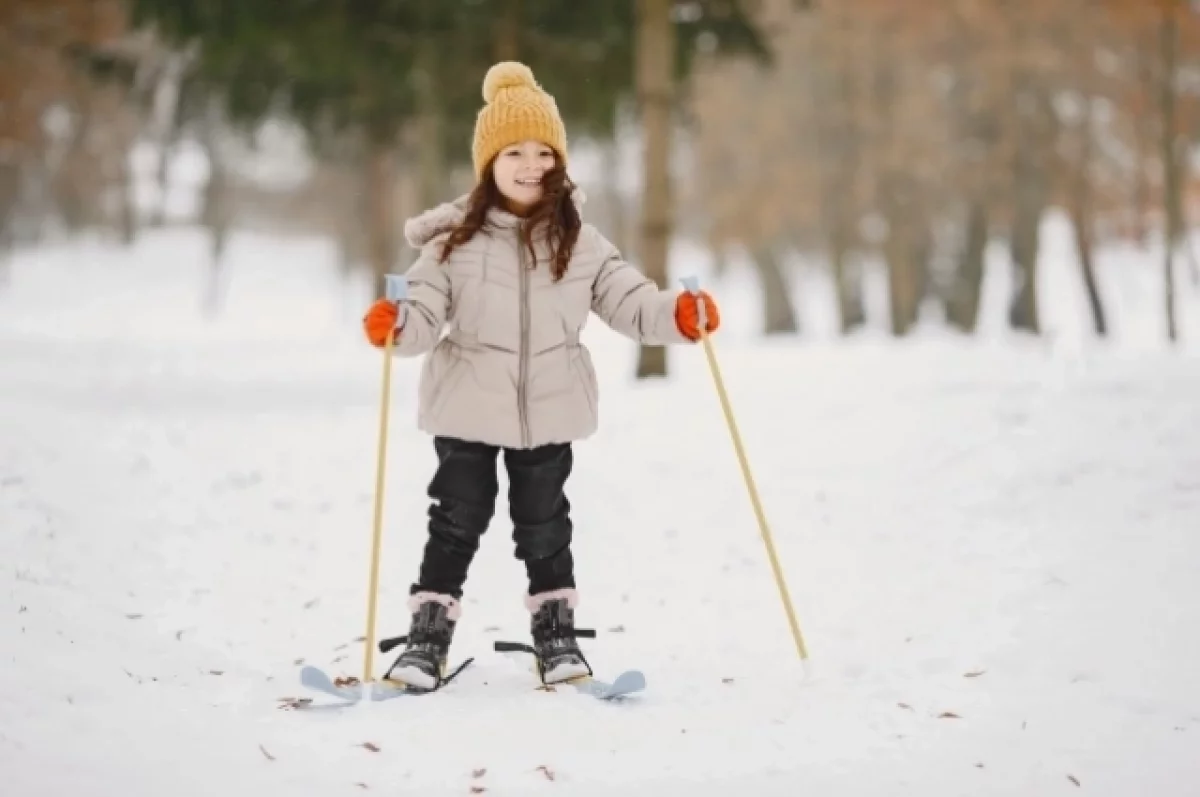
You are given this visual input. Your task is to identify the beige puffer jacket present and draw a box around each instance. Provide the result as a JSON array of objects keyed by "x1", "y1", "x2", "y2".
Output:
[{"x1": 392, "y1": 189, "x2": 691, "y2": 449}]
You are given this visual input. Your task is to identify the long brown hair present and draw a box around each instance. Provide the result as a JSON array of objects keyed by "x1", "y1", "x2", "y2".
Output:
[{"x1": 438, "y1": 155, "x2": 582, "y2": 281}]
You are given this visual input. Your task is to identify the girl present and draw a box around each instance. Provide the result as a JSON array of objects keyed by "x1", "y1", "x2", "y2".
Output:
[{"x1": 361, "y1": 61, "x2": 720, "y2": 690}]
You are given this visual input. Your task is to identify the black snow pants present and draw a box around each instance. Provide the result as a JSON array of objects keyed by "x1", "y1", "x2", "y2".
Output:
[{"x1": 409, "y1": 436, "x2": 575, "y2": 600}]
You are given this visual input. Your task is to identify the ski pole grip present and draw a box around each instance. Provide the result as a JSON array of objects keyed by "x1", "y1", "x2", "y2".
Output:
[
  {"x1": 679, "y1": 275, "x2": 707, "y2": 333},
  {"x1": 384, "y1": 274, "x2": 408, "y2": 328},
  {"x1": 385, "y1": 274, "x2": 408, "y2": 301}
]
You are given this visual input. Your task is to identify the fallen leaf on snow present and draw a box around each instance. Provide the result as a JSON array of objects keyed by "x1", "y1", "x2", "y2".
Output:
[
  {"x1": 608, "y1": 625, "x2": 626, "y2": 633},
  {"x1": 259, "y1": 744, "x2": 275, "y2": 761},
  {"x1": 125, "y1": 613, "x2": 143, "y2": 620},
  {"x1": 355, "y1": 784, "x2": 368, "y2": 790},
  {"x1": 334, "y1": 676, "x2": 361, "y2": 687},
  {"x1": 483, "y1": 625, "x2": 500, "y2": 632},
  {"x1": 277, "y1": 697, "x2": 312, "y2": 710},
  {"x1": 536, "y1": 765, "x2": 556, "y2": 781},
  {"x1": 937, "y1": 712, "x2": 962, "y2": 719},
  {"x1": 470, "y1": 787, "x2": 486, "y2": 794},
  {"x1": 361, "y1": 742, "x2": 380, "y2": 752},
  {"x1": 897, "y1": 703, "x2": 914, "y2": 711},
  {"x1": 963, "y1": 670, "x2": 986, "y2": 678},
  {"x1": 722, "y1": 678, "x2": 735, "y2": 684},
  {"x1": 1067, "y1": 775, "x2": 1081, "y2": 787},
  {"x1": 209, "y1": 670, "x2": 224, "y2": 676},
  {"x1": 472, "y1": 768, "x2": 487, "y2": 778},
  {"x1": 975, "y1": 763, "x2": 985, "y2": 769}
]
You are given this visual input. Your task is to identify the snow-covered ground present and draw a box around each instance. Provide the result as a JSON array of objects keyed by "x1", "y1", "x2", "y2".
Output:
[{"x1": 3, "y1": 217, "x2": 1200, "y2": 796}]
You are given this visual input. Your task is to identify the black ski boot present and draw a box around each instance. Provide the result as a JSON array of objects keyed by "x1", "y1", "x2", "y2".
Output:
[
  {"x1": 531, "y1": 597, "x2": 593, "y2": 684},
  {"x1": 385, "y1": 599, "x2": 456, "y2": 691}
]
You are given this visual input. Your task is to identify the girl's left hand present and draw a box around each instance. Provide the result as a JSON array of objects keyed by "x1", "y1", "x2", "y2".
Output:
[{"x1": 675, "y1": 290, "x2": 720, "y2": 341}]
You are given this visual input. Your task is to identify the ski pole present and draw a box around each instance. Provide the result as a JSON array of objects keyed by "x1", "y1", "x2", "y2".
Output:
[
  {"x1": 363, "y1": 274, "x2": 407, "y2": 688},
  {"x1": 680, "y1": 276, "x2": 811, "y2": 667}
]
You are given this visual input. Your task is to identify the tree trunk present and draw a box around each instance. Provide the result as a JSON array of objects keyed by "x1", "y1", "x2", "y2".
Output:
[
  {"x1": 752, "y1": 244, "x2": 799, "y2": 334},
  {"x1": 1008, "y1": 93, "x2": 1048, "y2": 335},
  {"x1": 1008, "y1": 178, "x2": 1043, "y2": 334},
  {"x1": 0, "y1": 161, "x2": 17, "y2": 287},
  {"x1": 118, "y1": 143, "x2": 137, "y2": 245},
  {"x1": 414, "y1": 40, "x2": 445, "y2": 209},
  {"x1": 634, "y1": 0, "x2": 675, "y2": 379},
  {"x1": 946, "y1": 199, "x2": 988, "y2": 334},
  {"x1": 601, "y1": 135, "x2": 629, "y2": 255},
  {"x1": 494, "y1": 0, "x2": 521, "y2": 60},
  {"x1": 1133, "y1": 43, "x2": 1153, "y2": 247},
  {"x1": 367, "y1": 139, "x2": 397, "y2": 300},
  {"x1": 1069, "y1": 101, "x2": 1108, "y2": 338},
  {"x1": 830, "y1": 238, "x2": 866, "y2": 334},
  {"x1": 809, "y1": 44, "x2": 865, "y2": 336},
  {"x1": 1161, "y1": 1, "x2": 1181, "y2": 344},
  {"x1": 198, "y1": 98, "x2": 230, "y2": 318},
  {"x1": 881, "y1": 181, "x2": 925, "y2": 336}
]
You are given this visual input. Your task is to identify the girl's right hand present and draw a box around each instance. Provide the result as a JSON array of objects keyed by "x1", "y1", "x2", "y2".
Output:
[{"x1": 363, "y1": 299, "x2": 400, "y2": 347}]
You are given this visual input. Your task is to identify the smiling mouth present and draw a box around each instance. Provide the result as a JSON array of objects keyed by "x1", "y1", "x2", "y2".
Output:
[{"x1": 515, "y1": 178, "x2": 542, "y2": 187}]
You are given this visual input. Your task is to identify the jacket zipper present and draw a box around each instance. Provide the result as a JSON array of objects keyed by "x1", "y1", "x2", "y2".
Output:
[{"x1": 517, "y1": 239, "x2": 531, "y2": 448}]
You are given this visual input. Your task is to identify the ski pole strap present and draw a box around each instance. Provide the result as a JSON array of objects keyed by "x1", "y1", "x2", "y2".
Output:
[
  {"x1": 494, "y1": 626, "x2": 597, "y2": 655},
  {"x1": 680, "y1": 275, "x2": 707, "y2": 332},
  {"x1": 384, "y1": 273, "x2": 409, "y2": 329},
  {"x1": 378, "y1": 634, "x2": 407, "y2": 654}
]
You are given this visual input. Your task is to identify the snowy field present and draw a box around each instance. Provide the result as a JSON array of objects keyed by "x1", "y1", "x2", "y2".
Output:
[{"x1": 3, "y1": 216, "x2": 1200, "y2": 797}]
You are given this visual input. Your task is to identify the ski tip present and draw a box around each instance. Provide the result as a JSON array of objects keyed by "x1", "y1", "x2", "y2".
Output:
[{"x1": 611, "y1": 669, "x2": 646, "y2": 694}]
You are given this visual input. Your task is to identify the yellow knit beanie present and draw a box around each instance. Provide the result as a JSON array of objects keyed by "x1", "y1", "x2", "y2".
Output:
[{"x1": 472, "y1": 61, "x2": 568, "y2": 181}]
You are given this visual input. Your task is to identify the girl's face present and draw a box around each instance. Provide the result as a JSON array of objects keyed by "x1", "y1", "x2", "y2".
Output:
[{"x1": 492, "y1": 140, "x2": 556, "y2": 210}]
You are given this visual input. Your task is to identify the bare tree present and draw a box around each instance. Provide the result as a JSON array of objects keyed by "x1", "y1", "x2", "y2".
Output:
[{"x1": 634, "y1": 0, "x2": 675, "y2": 378}]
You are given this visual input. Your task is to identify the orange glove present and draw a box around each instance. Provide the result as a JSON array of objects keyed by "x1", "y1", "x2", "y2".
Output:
[
  {"x1": 675, "y1": 290, "x2": 720, "y2": 341},
  {"x1": 363, "y1": 299, "x2": 400, "y2": 347}
]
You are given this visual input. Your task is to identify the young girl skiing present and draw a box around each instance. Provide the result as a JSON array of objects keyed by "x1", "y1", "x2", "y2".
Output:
[{"x1": 361, "y1": 61, "x2": 721, "y2": 690}]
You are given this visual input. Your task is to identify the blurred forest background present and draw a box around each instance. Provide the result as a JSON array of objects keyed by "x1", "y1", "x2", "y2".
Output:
[{"x1": 3, "y1": 0, "x2": 1200, "y2": 376}]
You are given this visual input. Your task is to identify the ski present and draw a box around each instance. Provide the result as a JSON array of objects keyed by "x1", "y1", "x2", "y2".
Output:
[
  {"x1": 556, "y1": 668, "x2": 646, "y2": 700},
  {"x1": 293, "y1": 657, "x2": 474, "y2": 708},
  {"x1": 494, "y1": 640, "x2": 645, "y2": 701},
  {"x1": 289, "y1": 631, "x2": 643, "y2": 708}
]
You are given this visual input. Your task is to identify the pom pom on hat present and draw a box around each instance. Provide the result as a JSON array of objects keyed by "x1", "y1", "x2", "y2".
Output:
[
  {"x1": 482, "y1": 61, "x2": 537, "y2": 103},
  {"x1": 472, "y1": 61, "x2": 568, "y2": 181}
]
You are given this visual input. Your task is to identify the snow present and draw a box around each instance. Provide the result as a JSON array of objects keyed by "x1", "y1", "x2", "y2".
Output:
[{"x1": 3, "y1": 216, "x2": 1200, "y2": 797}]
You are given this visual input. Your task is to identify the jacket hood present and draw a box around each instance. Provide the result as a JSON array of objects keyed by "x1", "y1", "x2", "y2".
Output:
[{"x1": 403, "y1": 185, "x2": 587, "y2": 249}]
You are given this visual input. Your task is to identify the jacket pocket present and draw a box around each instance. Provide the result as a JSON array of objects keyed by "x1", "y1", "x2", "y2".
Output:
[
  {"x1": 423, "y1": 344, "x2": 468, "y2": 410},
  {"x1": 555, "y1": 270, "x2": 593, "y2": 332},
  {"x1": 448, "y1": 253, "x2": 487, "y2": 335},
  {"x1": 570, "y1": 347, "x2": 599, "y2": 417}
]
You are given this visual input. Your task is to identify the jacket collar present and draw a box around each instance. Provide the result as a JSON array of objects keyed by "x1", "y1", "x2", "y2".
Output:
[{"x1": 403, "y1": 186, "x2": 587, "y2": 249}]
